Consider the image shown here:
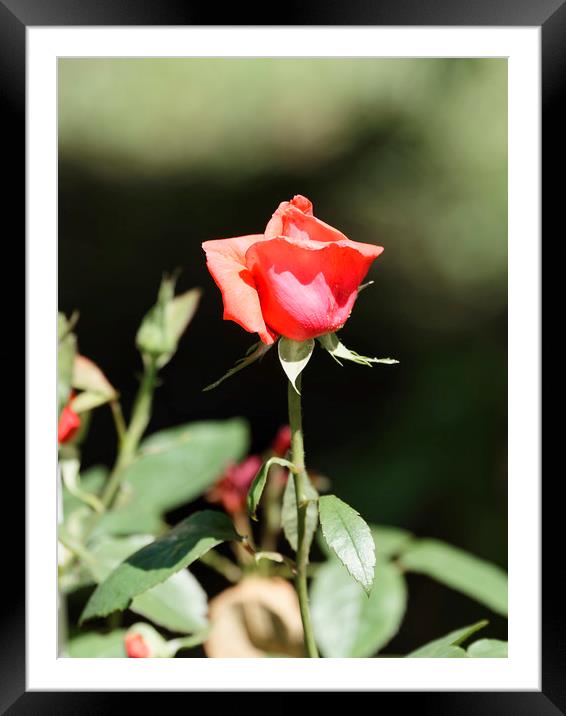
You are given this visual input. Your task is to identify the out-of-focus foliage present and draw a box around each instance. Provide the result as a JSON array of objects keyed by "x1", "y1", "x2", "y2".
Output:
[
  {"x1": 407, "y1": 619, "x2": 488, "y2": 658},
  {"x1": 58, "y1": 305, "x2": 508, "y2": 658},
  {"x1": 80, "y1": 511, "x2": 240, "y2": 623},
  {"x1": 311, "y1": 524, "x2": 507, "y2": 658},
  {"x1": 311, "y1": 555, "x2": 407, "y2": 657},
  {"x1": 399, "y1": 539, "x2": 508, "y2": 616},
  {"x1": 94, "y1": 419, "x2": 249, "y2": 537}
]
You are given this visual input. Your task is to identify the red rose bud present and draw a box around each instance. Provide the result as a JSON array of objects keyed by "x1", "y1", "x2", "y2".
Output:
[
  {"x1": 272, "y1": 425, "x2": 292, "y2": 457},
  {"x1": 202, "y1": 195, "x2": 383, "y2": 343},
  {"x1": 125, "y1": 632, "x2": 151, "y2": 658},
  {"x1": 207, "y1": 455, "x2": 262, "y2": 515},
  {"x1": 57, "y1": 400, "x2": 81, "y2": 444}
]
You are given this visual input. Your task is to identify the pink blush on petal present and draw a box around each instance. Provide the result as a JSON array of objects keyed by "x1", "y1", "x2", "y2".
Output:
[
  {"x1": 256, "y1": 267, "x2": 357, "y2": 340},
  {"x1": 246, "y1": 237, "x2": 380, "y2": 341}
]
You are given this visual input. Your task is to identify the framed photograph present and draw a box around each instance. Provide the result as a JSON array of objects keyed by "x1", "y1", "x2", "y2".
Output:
[{"x1": 10, "y1": 0, "x2": 554, "y2": 709}]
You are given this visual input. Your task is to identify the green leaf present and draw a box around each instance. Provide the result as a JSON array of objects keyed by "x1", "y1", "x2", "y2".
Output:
[
  {"x1": 278, "y1": 337, "x2": 314, "y2": 394},
  {"x1": 88, "y1": 535, "x2": 154, "y2": 582},
  {"x1": 80, "y1": 510, "x2": 240, "y2": 623},
  {"x1": 72, "y1": 354, "x2": 116, "y2": 398},
  {"x1": 71, "y1": 391, "x2": 114, "y2": 413},
  {"x1": 166, "y1": 289, "x2": 201, "y2": 346},
  {"x1": 88, "y1": 535, "x2": 209, "y2": 634},
  {"x1": 371, "y1": 525, "x2": 414, "y2": 561},
  {"x1": 467, "y1": 639, "x2": 508, "y2": 658},
  {"x1": 399, "y1": 539, "x2": 508, "y2": 616},
  {"x1": 247, "y1": 457, "x2": 296, "y2": 520},
  {"x1": 282, "y1": 473, "x2": 319, "y2": 552},
  {"x1": 318, "y1": 332, "x2": 398, "y2": 367},
  {"x1": 67, "y1": 629, "x2": 127, "y2": 657},
  {"x1": 136, "y1": 278, "x2": 201, "y2": 368},
  {"x1": 408, "y1": 620, "x2": 488, "y2": 657},
  {"x1": 203, "y1": 341, "x2": 272, "y2": 391},
  {"x1": 94, "y1": 419, "x2": 249, "y2": 537},
  {"x1": 69, "y1": 353, "x2": 118, "y2": 416},
  {"x1": 58, "y1": 312, "x2": 77, "y2": 417},
  {"x1": 94, "y1": 509, "x2": 165, "y2": 538},
  {"x1": 311, "y1": 559, "x2": 407, "y2": 657},
  {"x1": 423, "y1": 646, "x2": 469, "y2": 658},
  {"x1": 318, "y1": 495, "x2": 375, "y2": 594},
  {"x1": 130, "y1": 571, "x2": 208, "y2": 634}
]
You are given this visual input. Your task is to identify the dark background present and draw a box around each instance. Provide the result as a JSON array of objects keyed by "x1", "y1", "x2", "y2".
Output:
[{"x1": 58, "y1": 57, "x2": 508, "y2": 651}]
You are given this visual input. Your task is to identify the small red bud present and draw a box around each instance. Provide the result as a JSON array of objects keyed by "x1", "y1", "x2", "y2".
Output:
[
  {"x1": 58, "y1": 400, "x2": 81, "y2": 444},
  {"x1": 206, "y1": 455, "x2": 262, "y2": 515},
  {"x1": 272, "y1": 425, "x2": 292, "y2": 457},
  {"x1": 125, "y1": 632, "x2": 151, "y2": 658}
]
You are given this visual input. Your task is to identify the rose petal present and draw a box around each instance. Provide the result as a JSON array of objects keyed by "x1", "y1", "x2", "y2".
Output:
[
  {"x1": 246, "y1": 237, "x2": 383, "y2": 341},
  {"x1": 290, "y1": 194, "x2": 313, "y2": 215},
  {"x1": 265, "y1": 198, "x2": 346, "y2": 244},
  {"x1": 202, "y1": 235, "x2": 276, "y2": 344}
]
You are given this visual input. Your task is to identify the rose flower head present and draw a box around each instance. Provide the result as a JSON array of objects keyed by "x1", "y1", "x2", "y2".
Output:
[
  {"x1": 202, "y1": 195, "x2": 383, "y2": 344},
  {"x1": 207, "y1": 455, "x2": 262, "y2": 515}
]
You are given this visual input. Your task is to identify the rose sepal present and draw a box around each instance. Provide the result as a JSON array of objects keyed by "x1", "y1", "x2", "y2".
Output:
[
  {"x1": 247, "y1": 456, "x2": 298, "y2": 521},
  {"x1": 136, "y1": 274, "x2": 201, "y2": 368},
  {"x1": 203, "y1": 341, "x2": 272, "y2": 392},
  {"x1": 278, "y1": 337, "x2": 315, "y2": 394},
  {"x1": 318, "y1": 332, "x2": 399, "y2": 368}
]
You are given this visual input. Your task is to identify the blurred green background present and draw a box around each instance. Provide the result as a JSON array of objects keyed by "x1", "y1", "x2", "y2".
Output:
[{"x1": 58, "y1": 58, "x2": 507, "y2": 650}]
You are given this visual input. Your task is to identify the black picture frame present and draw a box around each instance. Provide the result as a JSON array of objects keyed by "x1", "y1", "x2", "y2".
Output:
[{"x1": 8, "y1": 0, "x2": 553, "y2": 710}]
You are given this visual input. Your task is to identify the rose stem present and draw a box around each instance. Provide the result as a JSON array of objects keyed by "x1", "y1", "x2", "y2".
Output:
[
  {"x1": 109, "y1": 398, "x2": 127, "y2": 448},
  {"x1": 261, "y1": 470, "x2": 283, "y2": 551},
  {"x1": 100, "y1": 355, "x2": 159, "y2": 509},
  {"x1": 199, "y1": 550, "x2": 243, "y2": 583},
  {"x1": 64, "y1": 355, "x2": 160, "y2": 572},
  {"x1": 287, "y1": 374, "x2": 320, "y2": 658},
  {"x1": 231, "y1": 509, "x2": 255, "y2": 565}
]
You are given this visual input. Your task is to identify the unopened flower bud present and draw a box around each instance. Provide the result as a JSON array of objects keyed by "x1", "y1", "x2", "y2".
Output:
[
  {"x1": 272, "y1": 425, "x2": 292, "y2": 457},
  {"x1": 125, "y1": 632, "x2": 151, "y2": 658},
  {"x1": 58, "y1": 398, "x2": 81, "y2": 444}
]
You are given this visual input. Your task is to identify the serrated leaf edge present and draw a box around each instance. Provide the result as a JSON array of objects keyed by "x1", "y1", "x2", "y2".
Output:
[{"x1": 319, "y1": 496, "x2": 376, "y2": 595}]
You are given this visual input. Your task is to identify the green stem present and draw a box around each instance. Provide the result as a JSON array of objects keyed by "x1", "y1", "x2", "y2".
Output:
[
  {"x1": 168, "y1": 629, "x2": 210, "y2": 655},
  {"x1": 101, "y1": 357, "x2": 158, "y2": 509},
  {"x1": 261, "y1": 468, "x2": 283, "y2": 551},
  {"x1": 287, "y1": 375, "x2": 319, "y2": 658},
  {"x1": 199, "y1": 550, "x2": 242, "y2": 583},
  {"x1": 58, "y1": 527, "x2": 99, "y2": 569},
  {"x1": 109, "y1": 399, "x2": 127, "y2": 448}
]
